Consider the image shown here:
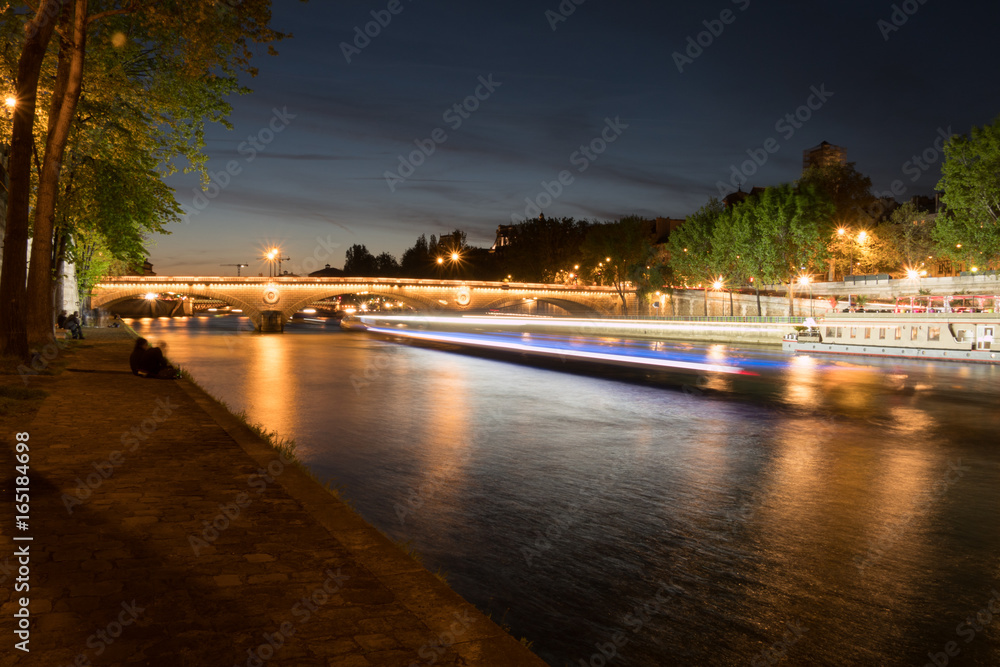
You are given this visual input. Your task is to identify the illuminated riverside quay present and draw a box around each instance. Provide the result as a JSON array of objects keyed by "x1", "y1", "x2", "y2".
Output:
[{"x1": 126, "y1": 313, "x2": 1000, "y2": 666}]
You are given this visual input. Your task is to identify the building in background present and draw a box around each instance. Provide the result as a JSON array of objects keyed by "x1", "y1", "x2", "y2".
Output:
[{"x1": 803, "y1": 141, "x2": 847, "y2": 172}]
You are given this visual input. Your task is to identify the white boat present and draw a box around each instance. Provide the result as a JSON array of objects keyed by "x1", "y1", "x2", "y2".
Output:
[{"x1": 782, "y1": 295, "x2": 1000, "y2": 363}]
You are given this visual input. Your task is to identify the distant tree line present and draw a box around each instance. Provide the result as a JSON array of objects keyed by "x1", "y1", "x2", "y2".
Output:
[{"x1": 341, "y1": 115, "x2": 1000, "y2": 317}]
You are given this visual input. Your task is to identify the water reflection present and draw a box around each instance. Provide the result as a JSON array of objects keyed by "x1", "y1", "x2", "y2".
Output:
[{"x1": 128, "y1": 316, "x2": 1000, "y2": 666}]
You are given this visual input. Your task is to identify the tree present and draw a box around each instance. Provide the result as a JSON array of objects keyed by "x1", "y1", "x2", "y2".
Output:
[
  {"x1": 880, "y1": 201, "x2": 936, "y2": 272},
  {"x1": 667, "y1": 198, "x2": 724, "y2": 314},
  {"x1": 495, "y1": 216, "x2": 591, "y2": 282},
  {"x1": 344, "y1": 244, "x2": 377, "y2": 276},
  {"x1": 799, "y1": 162, "x2": 877, "y2": 279},
  {"x1": 711, "y1": 203, "x2": 759, "y2": 314},
  {"x1": 0, "y1": 0, "x2": 63, "y2": 358},
  {"x1": 800, "y1": 161, "x2": 876, "y2": 228},
  {"x1": 374, "y1": 252, "x2": 399, "y2": 277},
  {"x1": 934, "y1": 118, "x2": 1000, "y2": 269},
  {"x1": 581, "y1": 216, "x2": 659, "y2": 315},
  {"x1": 400, "y1": 234, "x2": 432, "y2": 277},
  {"x1": 744, "y1": 184, "x2": 833, "y2": 316},
  {"x1": 0, "y1": 0, "x2": 298, "y2": 357}
]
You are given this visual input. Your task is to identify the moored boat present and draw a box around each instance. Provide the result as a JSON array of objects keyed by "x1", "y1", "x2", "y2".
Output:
[{"x1": 782, "y1": 295, "x2": 1000, "y2": 363}]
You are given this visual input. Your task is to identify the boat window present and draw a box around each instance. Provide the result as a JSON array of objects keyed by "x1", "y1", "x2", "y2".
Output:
[
  {"x1": 837, "y1": 327, "x2": 843, "y2": 338},
  {"x1": 864, "y1": 327, "x2": 871, "y2": 339},
  {"x1": 928, "y1": 326, "x2": 940, "y2": 341},
  {"x1": 850, "y1": 327, "x2": 857, "y2": 339},
  {"x1": 910, "y1": 326, "x2": 919, "y2": 341},
  {"x1": 826, "y1": 327, "x2": 835, "y2": 338},
  {"x1": 894, "y1": 327, "x2": 901, "y2": 340},
  {"x1": 878, "y1": 328, "x2": 886, "y2": 340}
]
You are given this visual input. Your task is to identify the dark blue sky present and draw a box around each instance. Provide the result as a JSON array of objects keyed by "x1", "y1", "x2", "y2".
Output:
[{"x1": 156, "y1": 0, "x2": 1000, "y2": 276}]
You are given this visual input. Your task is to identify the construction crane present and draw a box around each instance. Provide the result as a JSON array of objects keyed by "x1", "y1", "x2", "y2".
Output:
[{"x1": 220, "y1": 263, "x2": 249, "y2": 276}]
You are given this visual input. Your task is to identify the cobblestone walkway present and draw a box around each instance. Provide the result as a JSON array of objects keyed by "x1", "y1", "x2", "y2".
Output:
[{"x1": 0, "y1": 329, "x2": 545, "y2": 667}]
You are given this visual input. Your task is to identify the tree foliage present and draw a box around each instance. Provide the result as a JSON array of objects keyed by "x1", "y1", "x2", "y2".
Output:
[
  {"x1": 667, "y1": 198, "x2": 724, "y2": 288},
  {"x1": 0, "y1": 0, "x2": 300, "y2": 356},
  {"x1": 581, "y1": 216, "x2": 661, "y2": 314},
  {"x1": 934, "y1": 117, "x2": 1000, "y2": 268},
  {"x1": 495, "y1": 216, "x2": 591, "y2": 283}
]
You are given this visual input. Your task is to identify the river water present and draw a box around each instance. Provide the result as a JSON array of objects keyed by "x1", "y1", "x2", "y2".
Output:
[{"x1": 130, "y1": 315, "x2": 1000, "y2": 666}]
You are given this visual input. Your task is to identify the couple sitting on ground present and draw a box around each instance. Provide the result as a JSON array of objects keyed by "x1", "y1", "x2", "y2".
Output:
[
  {"x1": 57, "y1": 310, "x2": 85, "y2": 339},
  {"x1": 129, "y1": 338, "x2": 178, "y2": 379}
]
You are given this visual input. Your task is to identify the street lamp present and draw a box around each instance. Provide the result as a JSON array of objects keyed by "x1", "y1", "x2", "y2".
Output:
[
  {"x1": 798, "y1": 274, "x2": 813, "y2": 316},
  {"x1": 712, "y1": 277, "x2": 728, "y2": 316}
]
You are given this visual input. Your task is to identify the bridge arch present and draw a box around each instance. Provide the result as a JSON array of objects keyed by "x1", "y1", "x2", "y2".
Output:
[
  {"x1": 93, "y1": 287, "x2": 260, "y2": 319},
  {"x1": 282, "y1": 288, "x2": 440, "y2": 316}
]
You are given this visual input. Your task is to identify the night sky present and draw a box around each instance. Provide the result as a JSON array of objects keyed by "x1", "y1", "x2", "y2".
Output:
[{"x1": 154, "y1": 0, "x2": 1000, "y2": 277}]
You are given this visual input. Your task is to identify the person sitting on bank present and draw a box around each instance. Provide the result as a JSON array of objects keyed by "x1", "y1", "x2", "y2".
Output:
[
  {"x1": 129, "y1": 338, "x2": 177, "y2": 378},
  {"x1": 65, "y1": 311, "x2": 84, "y2": 339}
]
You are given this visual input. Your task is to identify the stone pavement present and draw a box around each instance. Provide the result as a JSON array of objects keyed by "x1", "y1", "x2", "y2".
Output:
[{"x1": 0, "y1": 328, "x2": 546, "y2": 667}]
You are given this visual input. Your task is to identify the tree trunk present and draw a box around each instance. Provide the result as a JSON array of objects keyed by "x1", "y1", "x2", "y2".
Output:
[
  {"x1": 786, "y1": 281, "x2": 795, "y2": 317},
  {"x1": 26, "y1": 0, "x2": 88, "y2": 346},
  {"x1": 0, "y1": 0, "x2": 64, "y2": 358},
  {"x1": 755, "y1": 283, "x2": 762, "y2": 317},
  {"x1": 703, "y1": 287, "x2": 708, "y2": 316},
  {"x1": 729, "y1": 290, "x2": 733, "y2": 317}
]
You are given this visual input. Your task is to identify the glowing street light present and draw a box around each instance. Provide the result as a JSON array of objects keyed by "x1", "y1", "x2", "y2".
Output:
[
  {"x1": 906, "y1": 268, "x2": 920, "y2": 280},
  {"x1": 436, "y1": 257, "x2": 444, "y2": 264},
  {"x1": 450, "y1": 252, "x2": 460, "y2": 261},
  {"x1": 260, "y1": 247, "x2": 287, "y2": 276},
  {"x1": 4, "y1": 96, "x2": 15, "y2": 109},
  {"x1": 144, "y1": 292, "x2": 158, "y2": 301},
  {"x1": 798, "y1": 273, "x2": 814, "y2": 316}
]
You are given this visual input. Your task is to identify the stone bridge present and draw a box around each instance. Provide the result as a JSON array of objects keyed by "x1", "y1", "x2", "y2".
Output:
[{"x1": 91, "y1": 276, "x2": 634, "y2": 331}]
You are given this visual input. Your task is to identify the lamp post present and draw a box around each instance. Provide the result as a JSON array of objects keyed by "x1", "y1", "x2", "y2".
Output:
[
  {"x1": 261, "y1": 248, "x2": 289, "y2": 277},
  {"x1": 712, "y1": 277, "x2": 726, "y2": 316},
  {"x1": 798, "y1": 274, "x2": 813, "y2": 316}
]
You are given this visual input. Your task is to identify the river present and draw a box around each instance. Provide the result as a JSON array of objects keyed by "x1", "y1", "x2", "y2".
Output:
[{"x1": 129, "y1": 315, "x2": 1000, "y2": 666}]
